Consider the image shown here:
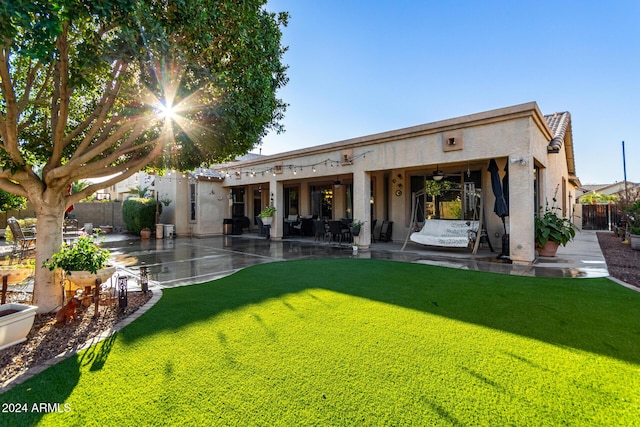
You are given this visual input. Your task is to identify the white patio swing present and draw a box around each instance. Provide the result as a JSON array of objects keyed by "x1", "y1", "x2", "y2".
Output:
[{"x1": 401, "y1": 182, "x2": 489, "y2": 254}]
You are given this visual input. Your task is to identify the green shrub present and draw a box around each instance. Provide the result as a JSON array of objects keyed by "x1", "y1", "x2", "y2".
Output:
[
  {"x1": 5, "y1": 218, "x2": 37, "y2": 243},
  {"x1": 122, "y1": 197, "x2": 162, "y2": 234},
  {"x1": 43, "y1": 235, "x2": 110, "y2": 274}
]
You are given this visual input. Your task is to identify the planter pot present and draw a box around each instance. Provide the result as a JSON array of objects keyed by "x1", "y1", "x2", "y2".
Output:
[
  {"x1": 140, "y1": 229, "x2": 151, "y2": 239},
  {"x1": 352, "y1": 245, "x2": 358, "y2": 252},
  {"x1": 261, "y1": 217, "x2": 273, "y2": 226},
  {"x1": 630, "y1": 234, "x2": 640, "y2": 251},
  {"x1": 66, "y1": 266, "x2": 116, "y2": 291},
  {"x1": 537, "y1": 240, "x2": 560, "y2": 257},
  {"x1": 349, "y1": 227, "x2": 361, "y2": 237},
  {"x1": 99, "y1": 225, "x2": 113, "y2": 234},
  {"x1": 0, "y1": 303, "x2": 38, "y2": 350}
]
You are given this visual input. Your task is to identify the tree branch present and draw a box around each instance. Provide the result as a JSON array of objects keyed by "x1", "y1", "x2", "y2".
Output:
[
  {"x1": 0, "y1": 42, "x2": 25, "y2": 164},
  {"x1": 16, "y1": 61, "x2": 42, "y2": 112},
  {"x1": 0, "y1": 178, "x2": 28, "y2": 197},
  {"x1": 66, "y1": 142, "x2": 165, "y2": 204},
  {"x1": 64, "y1": 61, "x2": 128, "y2": 148},
  {"x1": 51, "y1": 23, "x2": 71, "y2": 157}
]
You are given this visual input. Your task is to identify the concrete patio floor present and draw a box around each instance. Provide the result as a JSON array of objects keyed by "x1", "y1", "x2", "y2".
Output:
[{"x1": 101, "y1": 229, "x2": 609, "y2": 290}]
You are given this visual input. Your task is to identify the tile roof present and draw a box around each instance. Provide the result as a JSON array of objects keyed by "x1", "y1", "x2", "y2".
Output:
[{"x1": 544, "y1": 111, "x2": 571, "y2": 153}]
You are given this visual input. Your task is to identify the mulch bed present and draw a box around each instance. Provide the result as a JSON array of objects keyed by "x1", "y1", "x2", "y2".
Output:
[
  {"x1": 0, "y1": 291, "x2": 152, "y2": 388},
  {"x1": 596, "y1": 231, "x2": 640, "y2": 288}
]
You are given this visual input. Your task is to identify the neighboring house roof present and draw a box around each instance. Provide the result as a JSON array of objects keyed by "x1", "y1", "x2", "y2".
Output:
[
  {"x1": 235, "y1": 153, "x2": 265, "y2": 162},
  {"x1": 194, "y1": 152, "x2": 266, "y2": 180}
]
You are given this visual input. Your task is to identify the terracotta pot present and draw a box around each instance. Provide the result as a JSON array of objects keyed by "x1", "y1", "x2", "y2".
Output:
[
  {"x1": 140, "y1": 229, "x2": 151, "y2": 239},
  {"x1": 537, "y1": 240, "x2": 560, "y2": 257},
  {"x1": 99, "y1": 225, "x2": 113, "y2": 234}
]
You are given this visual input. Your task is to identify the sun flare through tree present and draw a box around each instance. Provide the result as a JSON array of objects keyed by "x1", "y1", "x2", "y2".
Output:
[{"x1": 0, "y1": 0, "x2": 289, "y2": 312}]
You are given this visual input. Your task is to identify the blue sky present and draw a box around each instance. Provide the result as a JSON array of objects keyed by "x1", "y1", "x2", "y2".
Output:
[{"x1": 261, "y1": 1, "x2": 639, "y2": 185}]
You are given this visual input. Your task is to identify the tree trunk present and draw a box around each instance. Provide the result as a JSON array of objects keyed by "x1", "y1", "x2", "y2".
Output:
[{"x1": 32, "y1": 201, "x2": 66, "y2": 313}]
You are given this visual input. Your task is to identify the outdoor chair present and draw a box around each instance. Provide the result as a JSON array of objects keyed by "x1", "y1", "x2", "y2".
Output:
[
  {"x1": 256, "y1": 216, "x2": 265, "y2": 236},
  {"x1": 286, "y1": 214, "x2": 301, "y2": 236},
  {"x1": 379, "y1": 221, "x2": 393, "y2": 242},
  {"x1": 328, "y1": 220, "x2": 351, "y2": 244},
  {"x1": 313, "y1": 220, "x2": 330, "y2": 242},
  {"x1": 7, "y1": 217, "x2": 36, "y2": 261},
  {"x1": 63, "y1": 218, "x2": 82, "y2": 244}
]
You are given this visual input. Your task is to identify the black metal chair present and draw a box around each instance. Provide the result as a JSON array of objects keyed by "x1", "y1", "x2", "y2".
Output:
[
  {"x1": 63, "y1": 218, "x2": 81, "y2": 244},
  {"x1": 8, "y1": 217, "x2": 36, "y2": 261},
  {"x1": 328, "y1": 220, "x2": 351, "y2": 244},
  {"x1": 379, "y1": 221, "x2": 393, "y2": 242},
  {"x1": 313, "y1": 220, "x2": 329, "y2": 242}
]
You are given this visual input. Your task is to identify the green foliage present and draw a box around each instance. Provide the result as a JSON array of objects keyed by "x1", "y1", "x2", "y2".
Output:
[
  {"x1": 2, "y1": 260, "x2": 639, "y2": 425},
  {"x1": 258, "y1": 205, "x2": 276, "y2": 218},
  {"x1": 349, "y1": 219, "x2": 365, "y2": 230},
  {"x1": 43, "y1": 235, "x2": 110, "y2": 274},
  {"x1": 4, "y1": 217, "x2": 37, "y2": 243},
  {"x1": 535, "y1": 190, "x2": 577, "y2": 247},
  {"x1": 579, "y1": 192, "x2": 619, "y2": 205},
  {"x1": 122, "y1": 197, "x2": 162, "y2": 233},
  {"x1": 424, "y1": 180, "x2": 452, "y2": 198},
  {"x1": 626, "y1": 200, "x2": 640, "y2": 235},
  {"x1": 71, "y1": 180, "x2": 91, "y2": 195},
  {"x1": 0, "y1": 0, "x2": 289, "y2": 173},
  {"x1": 0, "y1": 190, "x2": 27, "y2": 213},
  {"x1": 129, "y1": 185, "x2": 150, "y2": 198}
]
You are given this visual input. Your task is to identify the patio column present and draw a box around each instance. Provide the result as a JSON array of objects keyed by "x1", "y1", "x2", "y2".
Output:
[
  {"x1": 508, "y1": 157, "x2": 535, "y2": 263},
  {"x1": 352, "y1": 170, "x2": 371, "y2": 248},
  {"x1": 270, "y1": 178, "x2": 284, "y2": 239}
]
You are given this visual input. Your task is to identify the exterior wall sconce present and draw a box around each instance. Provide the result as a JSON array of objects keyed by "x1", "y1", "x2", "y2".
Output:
[{"x1": 509, "y1": 157, "x2": 527, "y2": 166}]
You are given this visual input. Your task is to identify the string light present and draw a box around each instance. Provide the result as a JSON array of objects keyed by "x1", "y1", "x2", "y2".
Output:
[{"x1": 210, "y1": 150, "x2": 373, "y2": 180}]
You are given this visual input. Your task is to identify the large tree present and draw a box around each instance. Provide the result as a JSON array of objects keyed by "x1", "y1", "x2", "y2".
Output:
[{"x1": 0, "y1": 0, "x2": 288, "y2": 312}]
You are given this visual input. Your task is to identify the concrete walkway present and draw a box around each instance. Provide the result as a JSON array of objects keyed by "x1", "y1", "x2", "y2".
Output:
[{"x1": 102, "y1": 229, "x2": 609, "y2": 291}]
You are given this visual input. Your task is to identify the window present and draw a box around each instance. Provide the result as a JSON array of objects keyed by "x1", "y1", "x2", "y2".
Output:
[
  {"x1": 311, "y1": 185, "x2": 333, "y2": 219},
  {"x1": 231, "y1": 188, "x2": 246, "y2": 217},
  {"x1": 284, "y1": 187, "x2": 299, "y2": 216},
  {"x1": 189, "y1": 183, "x2": 197, "y2": 222},
  {"x1": 533, "y1": 166, "x2": 541, "y2": 216}
]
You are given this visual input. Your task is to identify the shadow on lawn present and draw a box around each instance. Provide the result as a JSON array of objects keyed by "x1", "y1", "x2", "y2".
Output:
[
  {"x1": 121, "y1": 258, "x2": 640, "y2": 365},
  {"x1": 0, "y1": 334, "x2": 117, "y2": 423}
]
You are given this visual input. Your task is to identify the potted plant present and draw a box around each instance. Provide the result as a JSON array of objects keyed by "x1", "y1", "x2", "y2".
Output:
[
  {"x1": 140, "y1": 228, "x2": 151, "y2": 239},
  {"x1": 349, "y1": 219, "x2": 365, "y2": 237},
  {"x1": 625, "y1": 200, "x2": 640, "y2": 250},
  {"x1": 534, "y1": 190, "x2": 577, "y2": 257},
  {"x1": 44, "y1": 235, "x2": 115, "y2": 293},
  {"x1": 258, "y1": 206, "x2": 276, "y2": 226}
]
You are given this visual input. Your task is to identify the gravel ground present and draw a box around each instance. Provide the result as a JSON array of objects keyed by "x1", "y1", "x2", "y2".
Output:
[
  {"x1": 1, "y1": 233, "x2": 638, "y2": 389},
  {"x1": 0, "y1": 291, "x2": 152, "y2": 388},
  {"x1": 596, "y1": 231, "x2": 640, "y2": 288}
]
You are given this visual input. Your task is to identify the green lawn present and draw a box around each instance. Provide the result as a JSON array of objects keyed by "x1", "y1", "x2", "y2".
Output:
[{"x1": 2, "y1": 259, "x2": 640, "y2": 426}]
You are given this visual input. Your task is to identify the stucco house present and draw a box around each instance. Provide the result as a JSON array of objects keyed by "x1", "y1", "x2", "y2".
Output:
[{"x1": 155, "y1": 101, "x2": 580, "y2": 264}]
